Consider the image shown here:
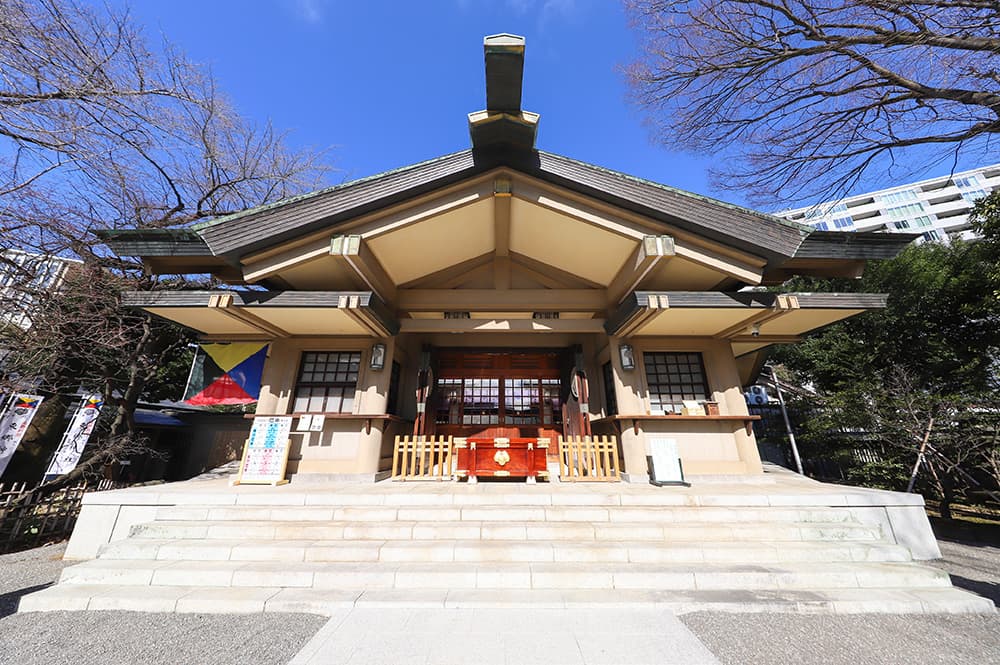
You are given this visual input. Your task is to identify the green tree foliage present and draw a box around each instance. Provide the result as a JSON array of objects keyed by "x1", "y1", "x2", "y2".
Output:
[
  {"x1": 776, "y1": 238, "x2": 1000, "y2": 395},
  {"x1": 773, "y1": 192, "x2": 1000, "y2": 509}
]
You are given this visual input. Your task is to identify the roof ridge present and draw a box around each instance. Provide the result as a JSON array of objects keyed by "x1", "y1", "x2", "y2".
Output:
[
  {"x1": 536, "y1": 150, "x2": 814, "y2": 235},
  {"x1": 190, "y1": 149, "x2": 474, "y2": 232}
]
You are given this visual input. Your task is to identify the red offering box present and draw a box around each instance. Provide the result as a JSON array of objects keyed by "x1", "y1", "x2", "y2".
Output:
[{"x1": 455, "y1": 437, "x2": 549, "y2": 481}]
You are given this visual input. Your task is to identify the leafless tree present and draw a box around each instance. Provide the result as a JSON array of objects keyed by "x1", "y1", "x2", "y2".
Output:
[
  {"x1": 626, "y1": 1, "x2": 1000, "y2": 204},
  {"x1": 0, "y1": 0, "x2": 329, "y2": 488},
  {"x1": 0, "y1": 0, "x2": 327, "y2": 257}
]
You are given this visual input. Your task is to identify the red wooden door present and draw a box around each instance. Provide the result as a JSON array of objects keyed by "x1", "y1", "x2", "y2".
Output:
[{"x1": 432, "y1": 350, "x2": 564, "y2": 443}]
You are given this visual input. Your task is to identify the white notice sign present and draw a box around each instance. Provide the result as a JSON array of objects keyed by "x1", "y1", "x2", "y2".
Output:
[
  {"x1": 648, "y1": 437, "x2": 685, "y2": 486},
  {"x1": 234, "y1": 416, "x2": 292, "y2": 485},
  {"x1": 308, "y1": 414, "x2": 325, "y2": 432}
]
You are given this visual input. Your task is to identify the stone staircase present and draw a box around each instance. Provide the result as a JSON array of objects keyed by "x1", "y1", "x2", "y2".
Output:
[{"x1": 19, "y1": 484, "x2": 994, "y2": 615}]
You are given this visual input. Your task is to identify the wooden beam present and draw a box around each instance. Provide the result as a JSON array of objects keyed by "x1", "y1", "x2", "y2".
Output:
[
  {"x1": 399, "y1": 318, "x2": 607, "y2": 334},
  {"x1": 494, "y1": 179, "x2": 512, "y2": 290},
  {"x1": 673, "y1": 241, "x2": 763, "y2": 285},
  {"x1": 509, "y1": 251, "x2": 604, "y2": 290},
  {"x1": 398, "y1": 289, "x2": 606, "y2": 312},
  {"x1": 241, "y1": 236, "x2": 330, "y2": 283},
  {"x1": 336, "y1": 294, "x2": 390, "y2": 337},
  {"x1": 731, "y1": 334, "x2": 801, "y2": 345},
  {"x1": 331, "y1": 235, "x2": 397, "y2": 303},
  {"x1": 606, "y1": 235, "x2": 674, "y2": 305},
  {"x1": 611, "y1": 293, "x2": 669, "y2": 338},
  {"x1": 398, "y1": 252, "x2": 494, "y2": 289},
  {"x1": 714, "y1": 294, "x2": 800, "y2": 340},
  {"x1": 207, "y1": 293, "x2": 288, "y2": 338},
  {"x1": 509, "y1": 261, "x2": 582, "y2": 289},
  {"x1": 349, "y1": 180, "x2": 494, "y2": 240},
  {"x1": 440, "y1": 262, "x2": 493, "y2": 289},
  {"x1": 494, "y1": 255, "x2": 512, "y2": 290}
]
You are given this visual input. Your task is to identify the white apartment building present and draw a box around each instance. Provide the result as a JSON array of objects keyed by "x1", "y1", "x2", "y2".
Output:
[
  {"x1": 781, "y1": 163, "x2": 1000, "y2": 243},
  {"x1": 0, "y1": 250, "x2": 80, "y2": 330}
]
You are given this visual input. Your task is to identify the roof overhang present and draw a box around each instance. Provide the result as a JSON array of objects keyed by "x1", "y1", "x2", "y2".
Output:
[
  {"x1": 122, "y1": 290, "x2": 399, "y2": 338},
  {"x1": 606, "y1": 291, "x2": 887, "y2": 347}
]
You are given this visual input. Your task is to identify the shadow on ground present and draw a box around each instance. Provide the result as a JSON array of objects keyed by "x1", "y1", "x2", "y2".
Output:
[
  {"x1": 947, "y1": 574, "x2": 999, "y2": 607},
  {"x1": 0, "y1": 582, "x2": 54, "y2": 619}
]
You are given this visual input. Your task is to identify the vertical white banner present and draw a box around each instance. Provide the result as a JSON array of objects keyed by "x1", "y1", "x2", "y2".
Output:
[
  {"x1": 43, "y1": 395, "x2": 103, "y2": 481},
  {"x1": 0, "y1": 394, "x2": 45, "y2": 478}
]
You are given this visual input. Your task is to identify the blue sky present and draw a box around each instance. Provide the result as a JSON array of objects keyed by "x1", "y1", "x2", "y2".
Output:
[
  {"x1": 124, "y1": 1, "x2": 737, "y2": 204},
  {"x1": 124, "y1": 1, "x2": 984, "y2": 213}
]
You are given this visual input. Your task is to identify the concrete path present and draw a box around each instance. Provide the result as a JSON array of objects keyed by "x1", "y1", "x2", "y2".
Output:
[{"x1": 289, "y1": 607, "x2": 721, "y2": 665}]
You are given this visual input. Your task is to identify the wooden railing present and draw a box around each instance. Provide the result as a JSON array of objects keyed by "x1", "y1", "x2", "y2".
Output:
[
  {"x1": 0, "y1": 479, "x2": 127, "y2": 554},
  {"x1": 391, "y1": 436, "x2": 454, "y2": 481},
  {"x1": 558, "y1": 436, "x2": 622, "y2": 482}
]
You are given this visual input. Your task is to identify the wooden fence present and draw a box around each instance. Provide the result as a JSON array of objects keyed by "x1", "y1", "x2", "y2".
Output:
[
  {"x1": 391, "y1": 436, "x2": 454, "y2": 481},
  {"x1": 0, "y1": 479, "x2": 126, "y2": 554},
  {"x1": 559, "y1": 436, "x2": 621, "y2": 482}
]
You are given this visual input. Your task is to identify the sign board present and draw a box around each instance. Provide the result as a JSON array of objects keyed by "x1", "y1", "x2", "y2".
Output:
[
  {"x1": 44, "y1": 395, "x2": 103, "y2": 481},
  {"x1": 647, "y1": 436, "x2": 687, "y2": 486},
  {"x1": 0, "y1": 394, "x2": 45, "y2": 478},
  {"x1": 233, "y1": 416, "x2": 292, "y2": 486}
]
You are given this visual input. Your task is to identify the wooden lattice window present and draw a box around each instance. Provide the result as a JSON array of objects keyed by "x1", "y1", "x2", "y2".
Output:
[
  {"x1": 433, "y1": 351, "x2": 563, "y2": 427},
  {"x1": 644, "y1": 352, "x2": 710, "y2": 415},
  {"x1": 292, "y1": 351, "x2": 361, "y2": 413}
]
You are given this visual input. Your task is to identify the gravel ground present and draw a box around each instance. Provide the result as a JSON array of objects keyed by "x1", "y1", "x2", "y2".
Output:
[
  {"x1": 927, "y1": 540, "x2": 1000, "y2": 607},
  {"x1": 681, "y1": 613, "x2": 1000, "y2": 665},
  {"x1": 0, "y1": 544, "x2": 326, "y2": 665},
  {"x1": 682, "y1": 538, "x2": 1000, "y2": 665},
  {"x1": 0, "y1": 542, "x2": 68, "y2": 618}
]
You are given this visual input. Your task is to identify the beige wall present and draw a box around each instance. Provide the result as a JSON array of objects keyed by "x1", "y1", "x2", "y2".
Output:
[
  {"x1": 600, "y1": 336, "x2": 762, "y2": 478},
  {"x1": 257, "y1": 336, "x2": 397, "y2": 477},
  {"x1": 256, "y1": 332, "x2": 762, "y2": 480}
]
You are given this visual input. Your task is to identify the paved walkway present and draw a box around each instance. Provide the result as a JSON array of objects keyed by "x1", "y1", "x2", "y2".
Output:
[{"x1": 289, "y1": 607, "x2": 720, "y2": 665}]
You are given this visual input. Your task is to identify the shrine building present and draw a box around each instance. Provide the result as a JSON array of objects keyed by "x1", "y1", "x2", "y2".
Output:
[{"x1": 101, "y1": 34, "x2": 910, "y2": 484}]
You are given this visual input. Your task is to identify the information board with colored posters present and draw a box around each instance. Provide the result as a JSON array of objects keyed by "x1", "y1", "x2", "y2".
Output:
[{"x1": 233, "y1": 416, "x2": 292, "y2": 486}]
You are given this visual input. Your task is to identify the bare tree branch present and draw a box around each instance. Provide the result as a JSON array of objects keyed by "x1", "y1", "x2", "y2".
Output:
[{"x1": 626, "y1": 0, "x2": 1000, "y2": 204}]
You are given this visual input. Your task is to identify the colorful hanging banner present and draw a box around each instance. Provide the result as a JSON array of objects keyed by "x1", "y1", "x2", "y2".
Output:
[
  {"x1": 0, "y1": 394, "x2": 45, "y2": 478},
  {"x1": 43, "y1": 395, "x2": 103, "y2": 481},
  {"x1": 183, "y1": 343, "x2": 268, "y2": 406}
]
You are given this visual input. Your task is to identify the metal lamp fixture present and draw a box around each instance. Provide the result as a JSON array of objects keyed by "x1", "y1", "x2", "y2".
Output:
[
  {"x1": 370, "y1": 343, "x2": 386, "y2": 370},
  {"x1": 619, "y1": 343, "x2": 636, "y2": 371}
]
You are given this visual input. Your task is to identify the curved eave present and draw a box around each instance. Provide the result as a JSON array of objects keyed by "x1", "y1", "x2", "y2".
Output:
[
  {"x1": 791, "y1": 230, "x2": 918, "y2": 261},
  {"x1": 123, "y1": 290, "x2": 399, "y2": 338},
  {"x1": 606, "y1": 290, "x2": 887, "y2": 341}
]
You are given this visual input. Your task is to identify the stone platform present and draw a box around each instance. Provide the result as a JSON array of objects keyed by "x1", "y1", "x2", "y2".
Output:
[{"x1": 19, "y1": 466, "x2": 995, "y2": 615}]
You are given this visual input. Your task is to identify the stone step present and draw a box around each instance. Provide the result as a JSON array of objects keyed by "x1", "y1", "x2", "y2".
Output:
[
  {"x1": 153, "y1": 504, "x2": 862, "y2": 524},
  {"x1": 130, "y1": 520, "x2": 883, "y2": 543},
  {"x1": 132, "y1": 487, "x2": 912, "y2": 509},
  {"x1": 58, "y1": 559, "x2": 952, "y2": 592},
  {"x1": 98, "y1": 537, "x2": 912, "y2": 565},
  {"x1": 20, "y1": 584, "x2": 994, "y2": 615}
]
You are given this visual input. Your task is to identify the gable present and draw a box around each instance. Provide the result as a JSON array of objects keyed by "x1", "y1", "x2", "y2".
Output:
[{"x1": 239, "y1": 170, "x2": 767, "y2": 303}]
